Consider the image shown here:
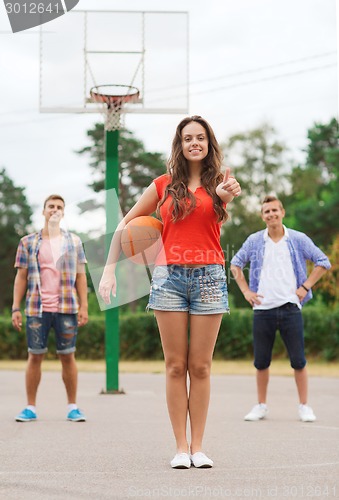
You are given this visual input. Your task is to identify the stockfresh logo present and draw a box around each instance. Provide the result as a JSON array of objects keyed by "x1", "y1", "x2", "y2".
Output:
[{"x1": 4, "y1": 0, "x2": 79, "y2": 33}]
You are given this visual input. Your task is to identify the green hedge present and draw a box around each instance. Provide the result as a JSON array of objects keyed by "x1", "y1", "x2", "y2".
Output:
[{"x1": 1, "y1": 306, "x2": 338, "y2": 361}]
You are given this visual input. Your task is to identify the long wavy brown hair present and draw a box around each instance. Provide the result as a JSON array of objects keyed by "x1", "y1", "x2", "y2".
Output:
[{"x1": 157, "y1": 115, "x2": 228, "y2": 223}]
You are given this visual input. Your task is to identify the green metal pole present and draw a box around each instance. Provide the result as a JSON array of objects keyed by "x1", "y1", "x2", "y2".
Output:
[{"x1": 105, "y1": 129, "x2": 120, "y2": 392}]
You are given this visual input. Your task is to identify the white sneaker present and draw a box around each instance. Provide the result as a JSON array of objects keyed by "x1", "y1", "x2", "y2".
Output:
[
  {"x1": 299, "y1": 404, "x2": 316, "y2": 422},
  {"x1": 170, "y1": 452, "x2": 191, "y2": 469},
  {"x1": 190, "y1": 452, "x2": 213, "y2": 468},
  {"x1": 244, "y1": 403, "x2": 268, "y2": 421}
]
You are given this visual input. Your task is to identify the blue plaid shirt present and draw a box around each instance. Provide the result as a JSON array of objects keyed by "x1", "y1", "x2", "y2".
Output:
[{"x1": 230, "y1": 226, "x2": 331, "y2": 306}]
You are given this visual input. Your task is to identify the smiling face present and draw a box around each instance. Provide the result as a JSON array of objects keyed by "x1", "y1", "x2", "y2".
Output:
[
  {"x1": 42, "y1": 198, "x2": 65, "y2": 226},
  {"x1": 181, "y1": 121, "x2": 209, "y2": 164},
  {"x1": 261, "y1": 200, "x2": 285, "y2": 229}
]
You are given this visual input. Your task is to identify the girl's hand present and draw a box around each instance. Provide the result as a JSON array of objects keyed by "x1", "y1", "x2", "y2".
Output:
[
  {"x1": 99, "y1": 268, "x2": 117, "y2": 305},
  {"x1": 216, "y1": 167, "x2": 241, "y2": 201}
]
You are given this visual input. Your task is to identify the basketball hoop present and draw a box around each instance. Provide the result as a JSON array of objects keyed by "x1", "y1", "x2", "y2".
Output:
[{"x1": 89, "y1": 85, "x2": 140, "y2": 131}]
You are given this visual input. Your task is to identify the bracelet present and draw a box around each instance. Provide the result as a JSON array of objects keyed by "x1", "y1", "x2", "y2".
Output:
[
  {"x1": 11, "y1": 308, "x2": 21, "y2": 314},
  {"x1": 301, "y1": 284, "x2": 309, "y2": 292}
]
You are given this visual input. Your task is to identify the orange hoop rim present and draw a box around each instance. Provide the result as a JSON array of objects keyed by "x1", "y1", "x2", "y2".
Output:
[{"x1": 89, "y1": 85, "x2": 140, "y2": 107}]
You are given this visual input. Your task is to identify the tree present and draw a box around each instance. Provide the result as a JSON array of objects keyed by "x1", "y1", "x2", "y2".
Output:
[
  {"x1": 306, "y1": 118, "x2": 339, "y2": 178},
  {"x1": 220, "y1": 124, "x2": 290, "y2": 306},
  {"x1": 221, "y1": 123, "x2": 290, "y2": 259},
  {"x1": 222, "y1": 123, "x2": 289, "y2": 205},
  {"x1": 313, "y1": 234, "x2": 339, "y2": 306},
  {"x1": 283, "y1": 118, "x2": 339, "y2": 247},
  {"x1": 0, "y1": 168, "x2": 33, "y2": 311},
  {"x1": 76, "y1": 124, "x2": 166, "y2": 216}
]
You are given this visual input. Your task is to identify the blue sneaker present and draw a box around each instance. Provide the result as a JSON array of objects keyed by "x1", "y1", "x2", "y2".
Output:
[
  {"x1": 15, "y1": 408, "x2": 37, "y2": 422},
  {"x1": 67, "y1": 408, "x2": 86, "y2": 422}
]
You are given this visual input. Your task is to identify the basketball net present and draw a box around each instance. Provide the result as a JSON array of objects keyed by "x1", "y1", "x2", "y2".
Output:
[
  {"x1": 104, "y1": 100, "x2": 125, "y2": 132},
  {"x1": 90, "y1": 85, "x2": 140, "y2": 132}
]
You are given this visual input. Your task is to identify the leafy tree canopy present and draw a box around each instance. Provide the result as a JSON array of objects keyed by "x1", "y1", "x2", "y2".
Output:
[
  {"x1": 76, "y1": 124, "x2": 166, "y2": 216},
  {"x1": 283, "y1": 118, "x2": 339, "y2": 247},
  {"x1": 0, "y1": 168, "x2": 33, "y2": 311},
  {"x1": 221, "y1": 123, "x2": 290, "y2": 306}
]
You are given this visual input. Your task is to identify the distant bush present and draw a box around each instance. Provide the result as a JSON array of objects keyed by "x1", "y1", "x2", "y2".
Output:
[{"x1": 1, "y1": 305, "x2": 338, "y2": 361}]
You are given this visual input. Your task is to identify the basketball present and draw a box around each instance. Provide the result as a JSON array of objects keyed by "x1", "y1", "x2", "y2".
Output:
[{"x1": 121, "y1": 216, "x2": 163, "y2": 264}]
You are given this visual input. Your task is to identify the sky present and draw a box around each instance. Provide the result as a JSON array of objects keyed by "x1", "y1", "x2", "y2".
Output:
[{"x1": 0, "y1": 0, "x2": 338, "y2": 235}]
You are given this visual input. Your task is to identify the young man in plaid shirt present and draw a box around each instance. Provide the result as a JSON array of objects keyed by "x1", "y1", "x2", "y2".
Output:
[{"x1": 12, "y1": 194, "x2": 88, "y2": 422}]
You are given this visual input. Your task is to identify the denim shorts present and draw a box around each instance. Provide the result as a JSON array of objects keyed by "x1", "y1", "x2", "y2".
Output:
[
  {"x1": 147, "y1": 264, "x2": 229, "y2": 315},
  {"x1": 253, "y1": 303, "x2": 306, "y2": 370},
  {"x1": 26, "y1": 312, "x2": 78, "y2": 355}
]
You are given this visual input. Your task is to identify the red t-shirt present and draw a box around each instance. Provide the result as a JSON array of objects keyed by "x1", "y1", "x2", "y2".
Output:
[{"x1": 153, "y1": 174, "x2": 225, "y2": 265}]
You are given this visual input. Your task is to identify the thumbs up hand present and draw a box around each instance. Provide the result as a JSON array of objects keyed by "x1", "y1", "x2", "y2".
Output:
[{"x1": 216, "y1": 167, "x2": 241, "y2": 202}]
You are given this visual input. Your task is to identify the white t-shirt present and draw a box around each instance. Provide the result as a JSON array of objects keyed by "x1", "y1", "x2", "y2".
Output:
[{"x1": 254, "y1": 228, "x2": 301, "y2": 310}]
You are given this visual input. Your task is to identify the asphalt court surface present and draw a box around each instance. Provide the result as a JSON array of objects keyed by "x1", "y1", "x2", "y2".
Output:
[{"x1": 0, "y1": 371, "x2": 338, "y2": 499}]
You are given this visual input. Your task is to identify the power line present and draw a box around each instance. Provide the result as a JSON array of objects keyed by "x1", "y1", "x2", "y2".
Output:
[
  {"x1": 148, "y1": 51, "x2": 337, "y2": 93},
  {"x1": 190, "y1": 51, "x2": 337, "y2": 86},
  {"x1": 147, "y1": 62, "x2": 337, "y2": 103},
  {"x1": 191, "y1": 62, "x2": 337, "y2": 96}
]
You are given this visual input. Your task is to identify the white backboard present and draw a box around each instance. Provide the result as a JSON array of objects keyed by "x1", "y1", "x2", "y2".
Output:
[{"x1": 39, "y1": 9, "x2": 189, "y2": 115}]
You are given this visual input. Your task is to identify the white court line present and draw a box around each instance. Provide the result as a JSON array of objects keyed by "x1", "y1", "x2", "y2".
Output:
[
  {"x1": 302, "y1": 425, "x2": 339, "y2": 430},
  {"x1": 1, "y1": 462, "x2": 339, "y2": 474},
  {"x1": 246, "y1": 462, "x2": 339, "y2": 470}
]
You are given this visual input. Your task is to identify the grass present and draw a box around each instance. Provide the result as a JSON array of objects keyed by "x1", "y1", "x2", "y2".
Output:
[{"x1": 0, "y1": 359, "x2": 339, "y2": 377}]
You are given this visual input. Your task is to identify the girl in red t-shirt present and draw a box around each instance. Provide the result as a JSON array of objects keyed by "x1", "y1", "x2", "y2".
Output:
[{"x1": 100, "y1": 115, "x2": 241, "y2": 468}]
